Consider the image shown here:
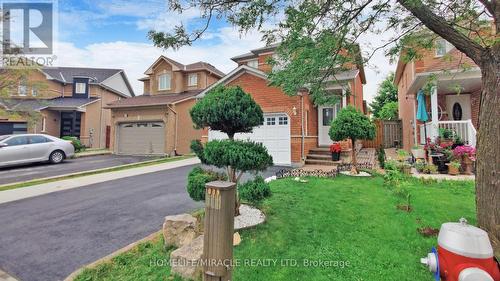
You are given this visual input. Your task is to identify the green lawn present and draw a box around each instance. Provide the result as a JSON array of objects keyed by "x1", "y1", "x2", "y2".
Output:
[{"x1": 74, "y1": 175, "x2": 475, "y2": 281}]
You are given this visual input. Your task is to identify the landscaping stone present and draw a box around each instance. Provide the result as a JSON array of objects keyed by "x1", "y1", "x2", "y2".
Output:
[
  {"x1": 234, "y1": 204, "x2": 266, "y2": 230},
  {"x1": 233, "y1": 232, "x2": 241, "y2": 246},
  {"x1": 162, "y1": 214, "x2": 198, "y2": 248},
  {"x1": 170, "y1": 235, "x2": 204, "y2": 280},
  {"x1": 340, "y1": 171, "x2": 372, "y2": 177}
]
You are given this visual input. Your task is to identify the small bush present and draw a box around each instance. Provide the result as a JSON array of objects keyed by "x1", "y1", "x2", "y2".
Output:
[
  {"x1": 62, "y1": 136, "x2": 85, "y2": 152},
  {"x1": 238, "y1": 176, "x2": 271, "y2": 204},
  {"x1": 377, "y1": 147, "x2": 386, "y2": 168},
  {"x1": 187, "y1": 167, "x2": 226, "y2": 201}
]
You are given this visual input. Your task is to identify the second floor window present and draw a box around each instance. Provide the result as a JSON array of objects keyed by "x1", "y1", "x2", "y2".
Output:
[
  {"x1": 247, "y1": 59, "x2": 258, "y2": 68},
  {"x1": 158, "y1": 73, "x2": 171, "y2": 90},
  {"x1": 32, "y1": 86, "x2": 38, "y2": 96},
  {"x1": 188, "y1": 73, "x2": 198, "y2": 86},
  {"x1": 75, "y1": 82, "x2": 86, "y2": 94},
  {"x1": 18, "y1": 79, "x2": 27, "y2": 96},
  {"x1": 435, "y1": 38, "x2": 451, "y2": 57}
]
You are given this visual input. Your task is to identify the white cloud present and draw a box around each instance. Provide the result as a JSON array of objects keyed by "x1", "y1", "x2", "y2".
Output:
[{"x1": 54, "y1": 27, "x2": 265, "y2": 95}]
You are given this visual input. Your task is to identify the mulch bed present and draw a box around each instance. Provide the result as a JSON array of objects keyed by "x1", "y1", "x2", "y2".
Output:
[{"x1": 418, "y1": 227, "x2": 440, "y2": 237}]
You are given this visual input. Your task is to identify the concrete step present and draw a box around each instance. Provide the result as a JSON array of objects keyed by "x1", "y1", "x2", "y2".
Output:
[
  {"x1": 306, "y1": 154, "x2": 333, "y2": 160},
  {"x1": 304, "y1": 159, "x2": 341, "y2": 166}
]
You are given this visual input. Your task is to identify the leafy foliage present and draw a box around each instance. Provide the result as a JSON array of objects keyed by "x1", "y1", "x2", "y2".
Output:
[
  {"x1": 329, "y1": 106, "x2": 375, "y2": 143},
  {"x1": 203, "y1": 140, "x2": 273, "y2": 176},
  {"x1": 190, "y1": 139, "x2": 207, "y2": 164},
  {"x1": 238, "y1": 176, "x2": 272, "y2": 204},
  {"x1": 62, "y1": 136, "x2": 85, "y2": 152},
  {"x1": 190, "y1": 86, "x2": 264, "y2": 139},
  {"x1": 187, "y1": 167, "x2": 226, "y2": 201},
  {"x1": 370, "y1": 73, "x2": 399, "y2": 118},
  {"x1": 377, "y1": 101, "x2": 399, "y2": 120}
]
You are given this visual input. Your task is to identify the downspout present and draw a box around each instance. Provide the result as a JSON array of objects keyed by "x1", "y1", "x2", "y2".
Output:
[
  {"x1": 167, "y1": 104, "x2": 178, "y2": 155},
  {"x1": 300, "y1": 93, "x2": 305, "y2": 162}
]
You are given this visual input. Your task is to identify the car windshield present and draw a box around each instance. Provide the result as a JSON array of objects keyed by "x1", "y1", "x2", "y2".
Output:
[{"x1": 0, "y1": 135, "x2": 11, "y2": 142}]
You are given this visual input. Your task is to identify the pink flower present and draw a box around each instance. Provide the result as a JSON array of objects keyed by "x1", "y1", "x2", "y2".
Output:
[{"x1": 453, "y1": 145, "x2": 476, "y2": 161}]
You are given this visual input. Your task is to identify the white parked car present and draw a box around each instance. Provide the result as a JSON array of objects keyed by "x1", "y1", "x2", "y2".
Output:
[{"x1": 0, "y1": 134, "x2": 75, "y2": 168}]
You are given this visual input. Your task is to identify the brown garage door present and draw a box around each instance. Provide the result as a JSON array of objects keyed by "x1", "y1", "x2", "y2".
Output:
[{"x1": 117, "y1": 122, "x2": 165, "y2": 155}]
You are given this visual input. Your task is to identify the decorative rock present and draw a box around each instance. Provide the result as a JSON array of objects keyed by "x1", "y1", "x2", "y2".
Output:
[
  {"x1": 162, "y1": 214, "x2": 198, "y2": 248},
  {"x1": 340, "y1": 171, "x2": 371, "y2": 177},
  {"x1": 170, "y1": 235, "x2": 204, "y2": 280},
  {"x1": 233, "y1": 232, "x2": 241, "y2": 246},
  {"x1": 234, "y1": 204, "x2": 266, "y2": 230}
]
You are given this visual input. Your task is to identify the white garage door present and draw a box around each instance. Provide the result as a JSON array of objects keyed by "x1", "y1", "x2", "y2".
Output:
[
  {"x1": 117, "y1": 122, "x2": 165, "y2": 155},
  {"x1": 208, "y1": 113, "x2": 291, "y2": 165}
]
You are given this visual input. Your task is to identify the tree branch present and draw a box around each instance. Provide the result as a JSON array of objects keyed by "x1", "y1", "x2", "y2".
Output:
[{"x1": 397, "y1": 0, "x2": 485, "y2": 65}]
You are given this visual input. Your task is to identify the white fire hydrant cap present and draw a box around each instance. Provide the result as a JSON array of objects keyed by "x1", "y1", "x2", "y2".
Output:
[
  {"x1": 438, "y1": 218, "x2": 494, "y2": 259},
  {"x1": 458, "y1": 268, "x2": 494, "y2": 281}
]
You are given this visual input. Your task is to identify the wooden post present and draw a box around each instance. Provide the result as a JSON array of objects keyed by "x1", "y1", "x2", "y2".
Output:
[{"x1": 203, "y1": 181, "x2": 236, "y2": 281}]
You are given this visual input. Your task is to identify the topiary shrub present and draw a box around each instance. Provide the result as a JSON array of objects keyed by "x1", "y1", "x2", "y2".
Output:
[
  {"x1": 62, "y1": 136, "x2": 85, "y2": 152},
  {"x1": 238, "y1": 176, "x2": 271, "y2": 205},
  {"x1": 187, "y1": 167, "x2": 226, "y2": 201}
]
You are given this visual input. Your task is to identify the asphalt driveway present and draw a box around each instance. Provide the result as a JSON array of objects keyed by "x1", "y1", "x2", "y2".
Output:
[
  {"x1": 0, "y1": 164, "x2": 284, "y2": 281},
  {"x1": 0, "y1": 155, "x2": 158, "y2": 185}
]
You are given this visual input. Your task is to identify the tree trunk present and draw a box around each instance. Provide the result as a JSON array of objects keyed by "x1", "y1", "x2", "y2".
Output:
[
  {"x1": 476, "y1": 55, "x2": 500, "y2": 250},
  {"x1": 351, "y1": 138, "x2": 358, "y2": 174}
]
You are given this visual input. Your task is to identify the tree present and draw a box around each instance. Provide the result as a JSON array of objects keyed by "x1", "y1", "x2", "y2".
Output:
[
  {"x1": 150, "y1": 0, "x2": 500, "y2": 244},
  {"x1": 190, "y1": 86, "x2": 273, "y2": 213},
  {"x1": 190, "y1": 85, "x2": 264, "y2": 139},
  {"x1": 329, "y1": 106, "x2": 375, "y2": 174},
  {"x1": 378, "y1": 101, "x2": 399, "y2": 120},
  {"x1": 370, "y1": 73, "x2": 398, "y2": 118}
]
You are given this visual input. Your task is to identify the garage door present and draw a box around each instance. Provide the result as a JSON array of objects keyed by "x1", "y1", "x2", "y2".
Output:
[
  {"x1": 0, "y1": 122, "x2": 28, "y2": 135},
  {"x1": 117, "y1": 122, "x2": 165, "y2": 155},
  {"x1": 208, "y1": 113, "x2": 291, "y2": 165}
]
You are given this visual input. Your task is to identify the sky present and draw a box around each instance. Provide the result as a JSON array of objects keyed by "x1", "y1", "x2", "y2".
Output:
[{"x1": 51, "y1": 0, "x2": 395, "y2": 102}]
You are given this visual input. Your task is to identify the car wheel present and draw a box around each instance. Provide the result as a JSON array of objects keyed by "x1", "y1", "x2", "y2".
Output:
[{"x1": 49, "y1": 150, "x2": 65, "y2": 164}]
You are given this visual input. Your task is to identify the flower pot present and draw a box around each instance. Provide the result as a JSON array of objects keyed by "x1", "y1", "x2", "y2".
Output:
[
  {"x1": 461, "y1": 156, "x2": 474, "y2": 175},
  {"x1": 447, "y1": 165, "x2": 460, "y2": 175},
  {"x1": 331, "y1": 152, "x2": 340, "y2": 161}
]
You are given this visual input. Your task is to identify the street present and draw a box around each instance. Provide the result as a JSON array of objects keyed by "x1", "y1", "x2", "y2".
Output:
[{"x1": 0, "y1": 155, "x2": 158, "y2": 185}]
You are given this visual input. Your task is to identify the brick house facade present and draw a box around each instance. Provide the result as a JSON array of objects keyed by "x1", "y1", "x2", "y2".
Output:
[
  {"x1": 395, "y1": 39, "x2": 481, "y2": 150},
  {"x1": 106, "y1": 56, "x2": 224, "y2": 156},
  {"x1": 198, "y1": 44, "x2": 367, "y2": 166}
]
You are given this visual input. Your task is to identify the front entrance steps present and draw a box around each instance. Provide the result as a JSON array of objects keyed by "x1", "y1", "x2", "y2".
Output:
[{"x1": 305, "y1": 147, "x2": 352, "y2": 166}]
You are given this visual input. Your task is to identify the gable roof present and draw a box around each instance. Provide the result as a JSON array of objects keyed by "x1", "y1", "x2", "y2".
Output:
[
  {"x1": 196, "y1": 65, "x2": 268, "y2": 98},
  {"x1": 106, "y1": 90, "x2": 201, "y2": 108},
  {"x1": 143, "y1": 56, "x2": 225, "y2": 78},
  {"x1": 40, "y1": 67, "x2": 135, "y2": 97}
]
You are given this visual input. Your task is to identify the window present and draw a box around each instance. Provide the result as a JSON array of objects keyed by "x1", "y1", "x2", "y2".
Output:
[
  {"x1": 75, "y1": 82, "x2": 86, "y2": 94},
  {"x1": 152, "y1": 123, "x2": 163, "y2": 127},
  {"x1": 18, "y1": 82, "x2": 27, "y2": 96},
  {"x1": 5, "y1": 136, "x2": 29, "y2": 146},
  {"x1": 41, "y1": 117, "x2": 46, "y2": 132},
  {"x1": 31, "y1": 86, "x2": 38, "y2": 96},
  {"x1": 137, "y1": 123, "x2": 148, "y2": 127},
  {"x1": 266, "y1": 117, "x2": 276, "y2": 125},
  {"x1": 30, "y1": 135, "x2": 51, "y2": 144},
  {"x1": 435, "y1": 38, "x2": 451, "y2": 57},
  {"x1": 278, "y1": 116, "x2": 288, "y2": 125},
  {"x1": 322, "y1": 108, "x2": 334, "y2": 126},
  {"x1": 158, "y1": 73, "x2": 171, "y2": 90},
  {"x1": 247, "y1": 59, "x2": 258, "y2": 68},
  {"x1": 12, "y1": 123, "x2": 27, "y2": 134},
  {"x1": 188, "y1": 73, "x2": 198, "y2": 86}
]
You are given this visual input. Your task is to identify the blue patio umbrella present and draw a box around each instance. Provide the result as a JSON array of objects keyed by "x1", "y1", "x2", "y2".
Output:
[{"x1": 416, "y1": 90, "x2": 429, "y2": 143}]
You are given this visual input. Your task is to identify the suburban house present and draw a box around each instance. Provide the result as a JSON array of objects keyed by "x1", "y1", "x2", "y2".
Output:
[
  {"x1": 0, "y1": 67, "x2": 135, "y2": 148},
  {"x1": 395, "y1": 38, "x2": 481, "y2": 150},
  {"x1": 198, "y1": 44, "x2": 367, "y2": 166},
  {"x1": 106, "y1": 56, "x2": 224, "y2": 156}
]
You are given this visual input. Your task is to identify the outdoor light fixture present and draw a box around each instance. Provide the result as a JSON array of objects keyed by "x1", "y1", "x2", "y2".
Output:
[{"x1": 292, "y1": 106, "x2": 297, "y2": 115}]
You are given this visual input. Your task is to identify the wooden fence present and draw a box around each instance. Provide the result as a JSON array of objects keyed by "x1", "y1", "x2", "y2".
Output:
[{"x1": 361, "y1": 120, "x2": 402, "y2": 149}]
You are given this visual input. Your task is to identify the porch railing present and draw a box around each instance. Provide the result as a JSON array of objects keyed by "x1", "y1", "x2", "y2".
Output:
[{"x1": 419, "y1": 120, "x2": 476, "y2": 147}]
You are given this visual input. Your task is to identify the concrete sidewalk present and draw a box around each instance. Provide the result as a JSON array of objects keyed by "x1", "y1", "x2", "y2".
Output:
[{"x1": 0, "y1": 157, "x2": 200, "y2": 205}]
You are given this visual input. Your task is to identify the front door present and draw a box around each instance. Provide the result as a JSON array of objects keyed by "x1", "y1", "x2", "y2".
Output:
[
  {"x1": 60, "y1": 111, "x2": 81, "y2": 138},
  {"x1": 318, "y1": 104, "x2": 341, "y2": 146},
  {"x1": 445, "y1": 94, "x2": 471, "y2": 121}
]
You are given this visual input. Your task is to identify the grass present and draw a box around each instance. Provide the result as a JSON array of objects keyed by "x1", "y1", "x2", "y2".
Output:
[
  {"x1": 0, "y1": 155, "x2": 195, "y2": 192},
  {"x1": 73, "y1": 175, "x2": 475, "y2": 281}
]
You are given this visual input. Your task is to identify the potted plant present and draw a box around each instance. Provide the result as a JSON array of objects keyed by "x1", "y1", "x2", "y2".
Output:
[
  {"x1": 399, "y1": 162, "x2": 412, "y2": 175},
  {"x1": 453, "y1": 145, "x2": 476, "y2": 175},
  {"x1": 439, "y1": 128, "x2": 455, "y2": 147},
  {"x1": 446, "y1": 161, "x2": 461, "y2": 175},
  {"x1": 329, "y1": 143, "x2": 342, "y2": 161}
]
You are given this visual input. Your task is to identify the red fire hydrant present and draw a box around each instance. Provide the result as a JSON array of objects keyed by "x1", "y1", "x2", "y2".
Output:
[{"x1": 421, "y1": 218, "x2": 500, "y2": 281}]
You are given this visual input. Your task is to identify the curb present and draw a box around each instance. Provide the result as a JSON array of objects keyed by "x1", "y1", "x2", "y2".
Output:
[
  {"x1": 74, "y1": 151, "x2": 112, "y2": 158},
  {"x1": 0, "y1": 155, "x2": 194, "y2": 190},
  {"x1": 64, "y1": 231, "x2": 161, "y2": 281}
]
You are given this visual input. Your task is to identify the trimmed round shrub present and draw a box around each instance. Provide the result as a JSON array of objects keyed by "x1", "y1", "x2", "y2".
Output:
[
  {"x1": 238, "y1": 176, "x2": 271, "y2": 204},
  {"x1": 187, "y1": 167, "x2": 226, "y2": 201}
]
